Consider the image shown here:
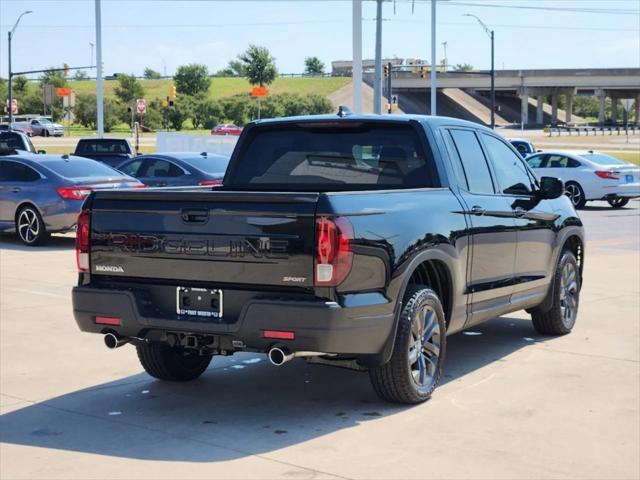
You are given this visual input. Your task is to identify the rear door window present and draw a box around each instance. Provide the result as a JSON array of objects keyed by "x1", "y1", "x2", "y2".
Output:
[
  {"x1": 118, "y1": 159, "x2": 143, "y2": 177},
  {"x1": 448, "y1": 129, "x2": 495, "y2": 194},
  {"x1": 0, "y1": 161, "x2": 41, "y2": 182},
  {"x1": 526, "y1": 154, "x2": 547, "y2": 169},
  {"x1": 139, "y1": 159, "x2": 184, "y2": 178},
  {"x1": 227, "y1": 123, "x2": 435, "y2": 191}
]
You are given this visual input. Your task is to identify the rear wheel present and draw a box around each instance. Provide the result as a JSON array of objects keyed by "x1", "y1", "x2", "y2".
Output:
[
  {"x1": 530, "y1": 250, "x2": 580, "y2": 335},
  {"x1": 564, "y1": 182, "x2": 586, "y2": 209},
  {"x1": 136, "y1": 343, "x2": 212, "y2": 381},
  {"x1": 607, "y1": 197, "x2": 629, "y2": 208},
  {"x1": 43, "y1": 129, "x2": 50, "y2": 137},
  {"x1": 369, "y1": 286, "x2": 446, "y2": 404},
  {"x1": 16, "y1": 206, "x2": 49, "y2": 246}
]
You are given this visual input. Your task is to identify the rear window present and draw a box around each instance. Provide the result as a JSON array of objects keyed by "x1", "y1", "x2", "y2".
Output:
[
  {"x1": 41, "y1": 158, "x2": 125, "y2": 178},
  {"x1": 77, "y1": 140, "x2": 130, "y2": 154},
  {"x1": 227, "y1": 123, "x2": 435, "y2": 190},
  {"x1": 0, "y1": 132, "x2": 35, "y2": 153},
  {"x1": 183, "y1": 155, "x2": 229, "y2": 174},
  {"x1": 580, "y1": 153, "x2": 627, "y2": 166}
]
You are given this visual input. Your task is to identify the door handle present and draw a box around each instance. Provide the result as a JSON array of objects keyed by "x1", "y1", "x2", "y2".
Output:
[
  {"x1": 11, "y1": 187, "x2": 21, "y2": 193},
  {"x1": 513, "y1": 207, "x2": 526, "y2": 217},
  {"x1": 470, "y1": 205, "x2": 485, "y2": 216},
  {"x1": 181, "y1": 208, "x2": 209, "y2": 224}
]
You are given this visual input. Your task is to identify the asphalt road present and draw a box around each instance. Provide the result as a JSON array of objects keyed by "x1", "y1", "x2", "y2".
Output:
[{"x1": 1, "y1": 201, "x2": 638, "y2": 480}]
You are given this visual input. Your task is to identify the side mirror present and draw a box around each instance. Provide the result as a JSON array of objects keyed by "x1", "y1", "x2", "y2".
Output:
[
  {"x1": 538, "y1": 176, "x2": 564, "y2": 200},
  {"x1": 37, "y1": 150, "x2": 46, "y2": 154}
]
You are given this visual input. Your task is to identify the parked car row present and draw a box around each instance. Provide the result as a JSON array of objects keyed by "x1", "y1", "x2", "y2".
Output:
[{"x1": 0, "y1": 117, "x2": 64, "y2": 137}]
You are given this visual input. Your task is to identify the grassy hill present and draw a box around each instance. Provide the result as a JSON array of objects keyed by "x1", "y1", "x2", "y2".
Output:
[{"x1": 68, "y1": 77, "x2": 350, "y2": 101}]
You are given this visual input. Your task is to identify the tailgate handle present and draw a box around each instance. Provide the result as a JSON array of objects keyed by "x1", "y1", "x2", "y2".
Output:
[{"x1": 181, "y1": 208, "x2": 209, "y2": 224}]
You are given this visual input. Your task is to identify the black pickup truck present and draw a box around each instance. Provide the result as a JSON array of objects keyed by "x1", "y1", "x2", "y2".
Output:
[
  {"x1": 73, "y1": 138, "x2": 135, "y2": 168},
  {"x1": 72, "y1": 113, "x2": 584, "y2": 404}
]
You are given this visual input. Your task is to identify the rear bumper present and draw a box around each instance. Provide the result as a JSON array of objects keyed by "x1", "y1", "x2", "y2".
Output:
[
  {"x1": 588, "y1": 183, "x2": 640, "y2": 200},
  {"x1": 72, "y1": 286, "x2": 395, "y2": 355}
]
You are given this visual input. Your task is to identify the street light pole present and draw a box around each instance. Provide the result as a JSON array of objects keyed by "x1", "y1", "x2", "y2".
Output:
[
  {"x1": 373, "y1": 0, "x2": 383, "y2": 114},
  {"x1": 95, "y1": 0, "x2": 104, "y2": 137},
  {"x1": 430, "y1": 0, "x2": 437, "y2": 115},
  {"x1": 463, "y1": 13, "x2": 495, "y2": 129},
  {"x1": 7, "y1": 10, "x2": 32, "y2": 125}
]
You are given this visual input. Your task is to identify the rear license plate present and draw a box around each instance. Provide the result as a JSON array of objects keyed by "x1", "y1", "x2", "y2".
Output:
[
  {"x1": 176, "y1": 287, "x2": 223, "y2": 319},
  {"x1": 625, "y1": 174, "x2": 634, "y2": 183}
]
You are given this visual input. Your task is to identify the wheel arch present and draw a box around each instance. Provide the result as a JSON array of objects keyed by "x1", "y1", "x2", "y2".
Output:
[{"x1": 14, "y1": 201, "x2": 44, "y2": 225}]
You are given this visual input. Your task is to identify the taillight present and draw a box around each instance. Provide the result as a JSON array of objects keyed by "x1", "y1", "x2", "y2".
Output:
[
  {"x1": 314, "y1": 216, "x2": 354, "y2": 287},
  {"x1": 76, "y1": 210, "x2": 90, "y2": 272},
  {"x1": 595, "y1": 170, "x2": 620, "y2": 180},
  {"x1": 57, "y1": 186, "x2": 93, "y2": 200},
  {"x1": 199, "y1": 180, "x2": 223, "y2": 186}
]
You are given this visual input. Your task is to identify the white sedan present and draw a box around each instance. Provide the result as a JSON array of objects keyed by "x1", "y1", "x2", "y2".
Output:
[{"x1": 525, "y1": 150, "x2": 640, "y2": 208}]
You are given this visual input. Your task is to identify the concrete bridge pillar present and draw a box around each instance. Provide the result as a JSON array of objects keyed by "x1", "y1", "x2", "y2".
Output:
[
  {"x1": 598, "y1": 92, "x2": 606, "y2": 126},
  {"x1": 565, "y1": 93, "x2": 573, "y2": 124},
  {"x1": 520, "y1": 89, "x2": 529, "y2": 127},
  {"x1": 635, "y1": 95, "x2": 640, "y2": 126},
  {"x1": 551, "y1": 94, "x2": 559, "y2": 126},
  {"x1": 611, "y1": 97, "x2": 618, "y2": 125},
  {"x1": 536, "y1": 96, "x2": 544, "y2": 125}
]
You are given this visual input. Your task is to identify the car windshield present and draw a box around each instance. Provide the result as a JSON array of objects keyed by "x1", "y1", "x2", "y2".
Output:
[
  {"x1": 38, "y1": 119, "x2": 52, "y2": 125},
  {"x1": 580, "y1": 153, "x2": 628, "y2": 166},
  {"x1": 42, "y1": 158, "x2": 126, "y2": 178},
  {"x1": 182, "y1": 156, "x2": 229, "y2": 174},
  {"x1": 228, "y1": 122, "x2": 435, "y2": 191}
]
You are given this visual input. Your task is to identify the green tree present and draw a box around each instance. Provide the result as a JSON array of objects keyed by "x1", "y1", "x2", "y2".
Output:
[
  {"x1": 143, "y1": 67, "x2": 162, "y2": 79},
  {"x1": 13, "y1": 76, "x2": 29, "y2": 94},
  {"x1": 452, "y1": 63, "x2": 474, "y2": 72},
  {"x1": 73, "y1": 70, "x2": 89, "y2": 81},
  {"x1": 174, "y1": 63, "x2": 210, "y2": 96},
  {"x1": 222, "y1": 94, "x2": 251, "y2": 126},
  {"x1": 114, "y1": 74, "x2": 145, "y2": 105},
  {"x1": 304, "y1": 56, "x2": 325, "y2": 75},
  {"x1": 186, "y1": 95, "x2": 224, "y2": 129},
  {"x1": 39, "y1": 67, "x2": 67, "y2": 88},
  {"x1": 237, "y1": 45, "x2": 278, "y2": 86},
  {"x1": 73, "y1": 94, "x2": 98, "y2": 129},
  {"x1": 227, "y1": 59, "x2": 245, "y2": 77},
  {"x1": 0, "y1": 78, "x2": 7, "y2": 104},
  {"x1": 215, "y1": 67, "x2": 236, "y2": 78}
]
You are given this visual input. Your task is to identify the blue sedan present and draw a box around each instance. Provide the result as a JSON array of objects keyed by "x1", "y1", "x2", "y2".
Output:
[{"x1": 116, "y1": 152, "x2": 230, "y2": 187}]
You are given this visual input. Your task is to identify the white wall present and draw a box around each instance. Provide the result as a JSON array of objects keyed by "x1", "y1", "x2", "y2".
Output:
[{"x1": 156, "y1": 132, "x2": 238, "y2": 156}]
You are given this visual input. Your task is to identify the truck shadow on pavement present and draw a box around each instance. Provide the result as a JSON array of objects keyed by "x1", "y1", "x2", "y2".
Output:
[{"x1": 0, "y1": 316, "x2": 548, "y2": 462}]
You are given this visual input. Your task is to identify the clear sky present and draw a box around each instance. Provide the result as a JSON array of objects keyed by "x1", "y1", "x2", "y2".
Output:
[{"x1": 1, "y1": 0, "x2": 638, "y2": 79}]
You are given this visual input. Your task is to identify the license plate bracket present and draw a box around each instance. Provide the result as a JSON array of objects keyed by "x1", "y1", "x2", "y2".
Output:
[
  {"x1": 625, "y1": 174, "x2": 634, "y2": 183},
  {"x1": 176, "y1": 287, "x2": 223, "y2": 319}
]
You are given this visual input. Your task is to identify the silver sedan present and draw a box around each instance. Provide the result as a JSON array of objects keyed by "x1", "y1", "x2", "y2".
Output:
[{"x1": 0, "y1": 154, "x2": 143, "y2": 245}]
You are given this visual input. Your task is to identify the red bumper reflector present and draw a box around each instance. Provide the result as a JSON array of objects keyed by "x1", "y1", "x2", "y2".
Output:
[
  {"x1": 263, "y1": 330, "x2": 295, "y2": 340},
  {"x1": 95, "y1": 316, "x2": 121, "y2": 326}
]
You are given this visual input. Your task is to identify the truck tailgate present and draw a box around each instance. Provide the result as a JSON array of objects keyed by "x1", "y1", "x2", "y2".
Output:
[{"x1": 89, "y1": 190, "x2": 318, "y2": 288}]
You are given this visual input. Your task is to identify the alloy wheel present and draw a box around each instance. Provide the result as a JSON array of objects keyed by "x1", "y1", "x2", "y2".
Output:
[
  {"x1": 408, "y1": 304, "x2": 441, "y2": 391},
  {"x1": 17, "y1": 208, "x2": 41, "y2": 244},
  {"x1": 565, "y1": 184, "x2": 582, "y2": 207},
  {"x1": 559, "y1": 261, "x2": 578, "y2": 329}
]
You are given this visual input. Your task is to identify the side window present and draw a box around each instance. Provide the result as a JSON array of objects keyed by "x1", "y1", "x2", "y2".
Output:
[
  {"x1": 526, "y1": 154, "x2": 545, "y2": 169},
  {"x1": 546, "y1": 155, "x2": 571, "y2": 168},
  {"x1": 514, "y1": 143, "x2": 528, "y2": 156},
  {"x1": 568, "y1": 158, "x2": 581, "y2": 168},
  {"x1": 442, "y1": 130, "x2": 469, "y2": 189},
  {"x1": 118, "y1": 159, "x2": 143, "y2": 177},
  {"x1": 0, "y1": 161, "x2": 41, "y2": 182},
  {"x1": 449, "y1": 129, "x2": 495, "y2": 194},
  {"x1": 141, "y1": 159, "x2": 183, "y2": 178},
  {"x1": 481, "y1": 134, "x2": 534, "y2": 195}
]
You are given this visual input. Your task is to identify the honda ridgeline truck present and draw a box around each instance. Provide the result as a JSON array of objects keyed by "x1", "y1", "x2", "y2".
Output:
[{"x1": 72, "y1": 113, "x2": 584, "y2": 404}]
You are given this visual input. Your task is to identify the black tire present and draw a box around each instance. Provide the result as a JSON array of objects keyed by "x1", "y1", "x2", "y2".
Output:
[
  {"x1": 43, "y1": 129, "x2": 50, "y2": 137},
  {"x1": 530, "y1": 250, "x2": 580, "y2": 335},
  {"x1": 369, "y1": 286, "x2": 446, "y2": 404},
  {"x1": 136, "y1": 343, "x2": 212, "y2": 381},
  {"x1": 15, "y1": 205, "x2": 50, "y2": 246},
  {"x1": 607, "y1": 197, "x2": 629, "y2": 208},
  {"x1": 564, "y1": 182, "x2": 586, "y2": 209}
]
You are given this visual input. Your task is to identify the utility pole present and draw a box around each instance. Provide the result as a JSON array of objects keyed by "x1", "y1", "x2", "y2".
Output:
[
  {"x1": 7, "y1": 10, "x2": 32, "y2": 125},
  {"x1": 463, "y1": 14, "x2": 495, "y2": 129},
  {"x1": 387, "y1": 62, "x2": 393, "y2": 114},
  {"x1": 442, "y1": 41, "x2": 448, "y2": 71},
  {"x1": 430, "y1": 0, "x2": 437, "y2": 115},
  {"x1": 89, "y1": 42, "x2": 95, "y2": 67},
  {"x1": 352, "y1": 0, "x2": 363, "y2": 114},
  {"x1": 373, "y1": 0, "x2": 383, "y2": 114},
  {"x1": 95, "y1": 0, "x2": 104, "y2": 137}
]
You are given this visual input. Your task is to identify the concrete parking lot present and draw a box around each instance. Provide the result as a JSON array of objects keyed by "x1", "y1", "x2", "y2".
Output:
[{"x1": 1, "y1": 201, "x2": 638, "y2": 479}]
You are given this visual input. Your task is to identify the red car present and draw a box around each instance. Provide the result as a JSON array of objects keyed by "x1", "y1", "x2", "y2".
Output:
[{"x1": 211, "y1": 124, "x2": 243, "y2": 136}]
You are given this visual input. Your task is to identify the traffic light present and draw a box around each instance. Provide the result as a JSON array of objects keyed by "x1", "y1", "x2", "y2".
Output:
[
  {"x1": 63, "y1": 63, "x2": 70, "y2": 77},
  {"x1": 420, "y1": 67, "x2": 427, "y2": 78},
  {"x1": 170, "y1": 85, "x2": 177, "y2": 100},
  {"x1": 384, "y1": 64, "x2": 389, "y2": 77}
]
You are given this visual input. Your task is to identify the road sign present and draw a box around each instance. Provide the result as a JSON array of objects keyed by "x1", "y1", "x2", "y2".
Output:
[
  {"x1": 621, "y1": 99, "x2": 635, "y2": 112},
  {"x1": 56, "y1": 87, "x2": 72, "y2": 97},
  {"x1": 5, "y1": 99, "x2": 18, "y2": 115},
  {"x1": 136, "y1": 98, "x2": 146, "y2": 114},
  {"x1": 251, "y1": 86, "x2": 268, "y2": 98},
  {"x1": 63, "y1": 92, "x2": 76, "y2": 108},
  {"x1": 43, "y1": 85, "x2": 55, "y2": 106}
]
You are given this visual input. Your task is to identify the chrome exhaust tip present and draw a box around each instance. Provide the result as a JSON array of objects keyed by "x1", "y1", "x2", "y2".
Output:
[
  {"x1": 268, "y1": 347, "x2": 293, "y2": 366},
  {"x1": 104, "y1": 332, "x2": 129, "y2": 349}
]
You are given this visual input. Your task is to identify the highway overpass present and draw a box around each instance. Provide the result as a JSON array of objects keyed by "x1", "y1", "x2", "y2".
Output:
[{"x1": 366, "y1": 68, "x2": 640, "y2": 126}]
